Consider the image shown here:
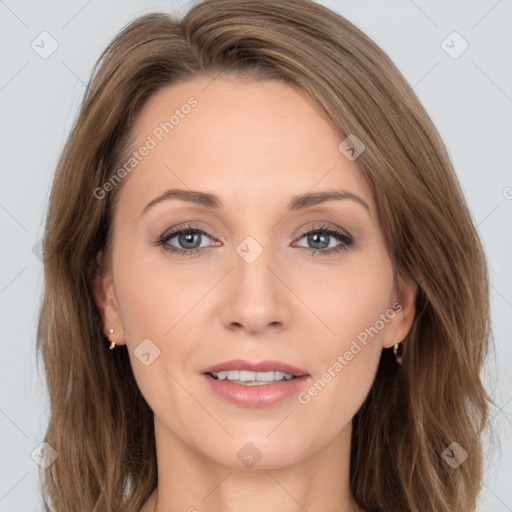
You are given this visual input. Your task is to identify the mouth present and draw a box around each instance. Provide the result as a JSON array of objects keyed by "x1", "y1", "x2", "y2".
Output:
[
  {"x1": 201, "y1": 359, "x2": 310, "y2": 407},
  {"x1": 202, "y1": 359, "x2": 308, "y2": 384}
]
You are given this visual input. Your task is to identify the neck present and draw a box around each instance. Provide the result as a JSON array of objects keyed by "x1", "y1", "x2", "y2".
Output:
[{"x1": 143, "y1": 415, "x2": 361, "y2": 512}]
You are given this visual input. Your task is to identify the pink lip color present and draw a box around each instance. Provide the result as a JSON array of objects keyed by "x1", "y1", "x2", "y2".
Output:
[{"x1": 201, "y1": 359, "x2": 311, "y2": 408}]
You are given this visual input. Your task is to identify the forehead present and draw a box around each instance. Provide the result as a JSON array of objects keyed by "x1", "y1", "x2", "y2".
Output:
[{"x1": 119, "y1": 75, "x2": 374, "y2": 215}]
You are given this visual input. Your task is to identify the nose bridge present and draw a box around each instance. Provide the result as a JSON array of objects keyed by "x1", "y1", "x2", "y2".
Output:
[
  {"x1": 233, "y1": 232, "x2": 279, "y2": 303},
  {"x1": 221, "y1": 231, "x2": 289, "y2": 334}
]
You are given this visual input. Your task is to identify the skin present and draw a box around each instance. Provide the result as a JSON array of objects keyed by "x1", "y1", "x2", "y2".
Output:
[{"x1": 94, "y1": 75, "x2": 416, "y2": 512}]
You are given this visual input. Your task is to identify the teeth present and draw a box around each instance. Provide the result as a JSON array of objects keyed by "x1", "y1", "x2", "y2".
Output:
[
  {"x1": 240, "y1": 370, "x2": 256, "y2": 381},
  {"x1": 212, "y1": 370, "x2": 295, "y2": 384},
  {"x1": 257, "y1": 371, "x2": 276, "y2": 381}
]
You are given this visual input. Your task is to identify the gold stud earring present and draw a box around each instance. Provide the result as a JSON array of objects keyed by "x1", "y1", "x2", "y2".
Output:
[{"x1": 106, "y1": 328, "x2": 116, "y2": 350}]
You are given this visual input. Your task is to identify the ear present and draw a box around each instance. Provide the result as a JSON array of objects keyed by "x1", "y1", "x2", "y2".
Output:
[
  {"x1": 382, "y1": 266, "x2": 417, "y2": 349},
  {"x1": 92, "y1": 251, "x2": 126, "y2": 347}
]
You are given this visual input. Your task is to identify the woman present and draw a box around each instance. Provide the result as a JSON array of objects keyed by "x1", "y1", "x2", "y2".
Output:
[{"x1": 37, "y1": 0, "x2": 492, "y2": 511}]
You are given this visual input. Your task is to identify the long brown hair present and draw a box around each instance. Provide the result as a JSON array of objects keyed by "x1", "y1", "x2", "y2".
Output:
[{"x1": 36, "y1": 0, "x2": 493, "y2": 510}]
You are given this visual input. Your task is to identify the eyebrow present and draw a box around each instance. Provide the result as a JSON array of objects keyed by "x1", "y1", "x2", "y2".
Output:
[{"x1": 141, "y1": 188, "x2": 370, "y2": 215}]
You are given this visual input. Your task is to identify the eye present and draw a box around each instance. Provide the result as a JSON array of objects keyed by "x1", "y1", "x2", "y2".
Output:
[
  {"x1": 293, "y1": 224, "x2": 354, "y2": 256},
  {"x1": 153, "y1": 223, "x2": 354, "y2": 257},
  {"x1": 154, "y1": 224, "x2": 218, "y2": 256}
]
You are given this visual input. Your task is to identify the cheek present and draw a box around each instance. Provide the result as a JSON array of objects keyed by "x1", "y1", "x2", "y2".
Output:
[
  {"x1": 300, "y1": 247, "x2": 394, "y2": 351},
  {"x1": 295, "y1": 251, "x2": 393, "y2": 409},
  {"x1": 110, "y1": 240, "x2": 207, "y2": 387},
  {"x1": 110, "y1": 247, "x2": 196, "y2": 429},
  {"x1": 112, "y1": 244, "x2": 197, "y2": 339}
]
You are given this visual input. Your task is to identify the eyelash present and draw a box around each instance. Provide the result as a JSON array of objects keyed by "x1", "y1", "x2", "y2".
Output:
[{"x1": 154, "y1": 223, "x2": 354, "y2": 257}]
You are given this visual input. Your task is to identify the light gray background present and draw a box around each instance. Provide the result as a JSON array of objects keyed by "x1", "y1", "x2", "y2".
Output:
[{"x1": 0, "y1": 0, "x2": 511, "y2": 510}]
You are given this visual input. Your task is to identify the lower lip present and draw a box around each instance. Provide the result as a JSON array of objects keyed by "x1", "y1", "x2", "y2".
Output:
[{"x1": 202, "y1": 373, "x2": 311, "y2": 408}]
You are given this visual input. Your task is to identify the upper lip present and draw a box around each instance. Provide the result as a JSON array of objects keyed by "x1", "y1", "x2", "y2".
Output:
[{"x1": 202, "y1": 359, "x2": 309, "y2": 377}]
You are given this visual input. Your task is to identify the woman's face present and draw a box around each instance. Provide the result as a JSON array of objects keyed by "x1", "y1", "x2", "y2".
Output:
[{"x1": 96, "y1": 75, "x2": 415, "y2": 469}]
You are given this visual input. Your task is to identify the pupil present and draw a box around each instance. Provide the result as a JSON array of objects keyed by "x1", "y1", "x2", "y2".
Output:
[
  {"x1": 180, "y1": 232, "x2": 200, "y2": 248},
  {"x1": 309, "y1": 232, "x2": 328, "y2": 249}
]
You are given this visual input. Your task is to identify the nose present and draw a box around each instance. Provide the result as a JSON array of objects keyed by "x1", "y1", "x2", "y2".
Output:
[{"x1": 219, "y1": 242, "x2": 292, "y2": 337}]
